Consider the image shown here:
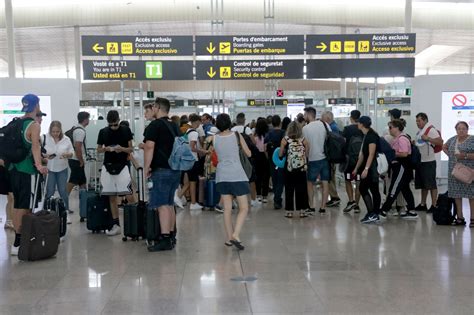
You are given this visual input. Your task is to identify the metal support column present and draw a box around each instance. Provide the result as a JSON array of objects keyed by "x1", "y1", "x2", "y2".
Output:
[
  {"x1": 405, "y1": 0, "x2": 412, "y2": 33},
  {"x1": 5, "y1": 0, "x2": 16, "y2": 78},
  {"x1": 74, "y1": 26, "x2": 82, "y2": 98},
  {"x1": 139, "y1": 81, "x2": 144, "y2": 136}
]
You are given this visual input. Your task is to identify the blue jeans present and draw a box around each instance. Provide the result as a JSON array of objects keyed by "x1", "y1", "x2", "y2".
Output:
[
  {"x1": 271, "y1": 166, "x2": 285, "y2": 206},
  {"x1": 149, "y1": 168, "x2": 181, "y2": 209},
  {"x1": 46, "y1": 168, "x2": 70, "y2": 210}
]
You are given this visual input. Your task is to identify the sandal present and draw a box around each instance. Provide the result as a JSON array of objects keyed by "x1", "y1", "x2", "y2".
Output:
[
  {"x1": 224, "y1": 241, "x2": 233, "y2": 247},
  {"x1": 230, "y1": 239, "x2": 245, "y2": 250},
  {"x1": 300, "y1": 211, "x2": 307, "y2": 218},
  {"x1": 470, "y1": 219, "x2": 474, "y2": 228},
  {"x1": 284, "y1": 212, "x2": 293, "y2": 218},
  {"x1": 452, "y1": 218, "x2": 466, "y2": 226}
]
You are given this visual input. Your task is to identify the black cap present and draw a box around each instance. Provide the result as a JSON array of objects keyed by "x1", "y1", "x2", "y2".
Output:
[
  {"x1": 36, "y1": 111, "x2": 47, "y2": 117},
  {"x1": 388, "y1": 108, "x2": 402, "y2": 119}
]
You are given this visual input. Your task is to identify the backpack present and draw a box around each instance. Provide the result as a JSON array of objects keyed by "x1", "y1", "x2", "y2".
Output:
[
  {"x1": 402, "y1": 134, "x2": 421, "y2": 169},
  {"x1": 286, "y1": 137, "x2": 307, "y2": 172},
  {"x1": 347, "y1": 135, "x2": 363, "y2": 166},
  {"x1": 266, "y1": 129, "x2": 285, "y2": 157},
  {"x1": 378, "y1": 137, "x2": 396, "y2": 164},
  {"x1": 424, "y1": 125, "x2": 443, "y2": 153},
  {"x1": 433, "y1": 192, "x2": 456, "y2": 225},
  {"x1": 322, "y1": 121, "x2": 346, "y2": 163},
  {"x1": 163, "y1": 120, "x2": 195, "y2": 171},
  {"x1": 65, "y1": 126, "x2": 87, "y2": 157},
  {"x1": 0, "y1": 117, "x2": 34, "y2": 163},
  {"x1": 241, "y1": 127, "x2": 259, "y2": 158}
]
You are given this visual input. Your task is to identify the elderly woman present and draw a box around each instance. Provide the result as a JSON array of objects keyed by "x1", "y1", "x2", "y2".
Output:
[{"x1": 443, "y1": 121, "x2": 474, "y2": 227}]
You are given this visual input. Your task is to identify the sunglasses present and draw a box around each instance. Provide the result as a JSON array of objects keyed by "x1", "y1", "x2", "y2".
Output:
[{"x1": 109, "y1": 123, "x2": 119, "y2": 127}]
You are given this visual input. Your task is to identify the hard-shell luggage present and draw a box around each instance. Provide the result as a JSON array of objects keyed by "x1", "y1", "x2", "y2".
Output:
[
  {"x1": 86, "y1": 193, "x2": 113, "y2": 233},
  {"x1": 79, "y1": 189, "x2": 88, "y2": 220},
  {"x1": 204, "y1": 179, "x2": 220, "y2": 209},
  {"x1": 123, "y1": 167, "x2": 147, "y2": 241},
  {"x1": 198, "y1": 176, "x2": 206, "y2": 205},
  {"x1": 434, "y1": 192, "x2": 456, "y2": 225},
  {"x1": 19, "y1": 174, "x2": 60, "y2": 261},
  {"x1": 44, "y1": 197, "x2": 67, "y2": 238},
  {"x1": 145, "y1": 208, "x2": 161, "y2": 246}
]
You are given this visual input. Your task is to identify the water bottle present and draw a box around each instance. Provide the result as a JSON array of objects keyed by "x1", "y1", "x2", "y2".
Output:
[{"x1": 147, "y1": 178, "x2": 153, "y2": 189}]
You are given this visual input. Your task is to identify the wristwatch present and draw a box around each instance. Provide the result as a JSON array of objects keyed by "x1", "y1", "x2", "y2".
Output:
[{"x1": 364, "y1": 167, "x2": 369, "y2": 170}]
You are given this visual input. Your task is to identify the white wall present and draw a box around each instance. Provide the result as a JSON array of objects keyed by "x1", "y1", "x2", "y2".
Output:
[
  {"x1": 411, "y1": 74, "x2": 474, "y2": 179},
  {"x1": 0, "y1": 78, "x2": 80, "y2": 131}
]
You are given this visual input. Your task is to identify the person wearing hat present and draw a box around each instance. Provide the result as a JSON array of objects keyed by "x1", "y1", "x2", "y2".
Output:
[
  {"x1": 9, "y1": 94, "x2": 48, "y2": 256},
  {"x1": 352, "y1": 116, "x2": 382, "y2": 224}
]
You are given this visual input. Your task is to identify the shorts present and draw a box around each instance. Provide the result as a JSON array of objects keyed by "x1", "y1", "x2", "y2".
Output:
[
  {"x1": 415, "y1": 160, "x2": 437, "y2": 190},
  {"x1": 100, "y1": 165, "x2": 132, "y2": 196},
  {"x1": 0, "y1": 166, "x2": 12, "y2": 195},
  {"x1": 68, "y1": 159, "x2": 87, "y2": 186},
  {"x1": 10, "y1": 167, "x2": 39, "y2": 210},
  {"x1": 186, "y1": 160, "x2": 201, "y2": 182},
  {"x1": 344, "y1": 163, "x2": 360, "y2": 182},
  {"x1": 217, "y1": 181, "x2": 250, "y2": 196},
  {"x1": 149, "y1": 168, "x2": 181, "y2": 208},
  {"x1": 307, "y1": 159, "x2": 331, "y2": 182}
]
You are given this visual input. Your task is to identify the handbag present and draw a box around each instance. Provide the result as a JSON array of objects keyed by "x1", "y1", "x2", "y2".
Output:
[
  {"x1": 376, "y1": 153, "x2": 389, "y2": 175},
  {"x1": 452, "y1": 163, "x2": 474, "y2": 184},
  {"x1": 235, "y1": 132, "x2": 253, "y2": 179}
]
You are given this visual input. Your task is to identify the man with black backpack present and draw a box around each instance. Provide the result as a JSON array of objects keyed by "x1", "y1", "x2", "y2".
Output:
[
  {"x1": 265, "y1": 115, "x2": 286, "y2": 209},
  {"x1": 2, "y1": 94, "x2": 48, "y2": 256}
]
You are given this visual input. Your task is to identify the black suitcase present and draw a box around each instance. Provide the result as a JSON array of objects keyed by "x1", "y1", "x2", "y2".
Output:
[
  {"x1": 44, "y1": 197, "x2": 67, "y2": 238},
  {"x1": 19, "y1": 175, "x2": 60, "y2": 261},
  {"x1": 87, "y1": 192, "x2": 114, "y2": 233},
  {"x1": 123, "y1": 167, "x2": 147, "y2": 241},
  {"x1": 434, "y1": 192, "x2": 456, "y2": 225},
  {"x1": 146, "y1": 208, "x2": 161, "y2": 246}
]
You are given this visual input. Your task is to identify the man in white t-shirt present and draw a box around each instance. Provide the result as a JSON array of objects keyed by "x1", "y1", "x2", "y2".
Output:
[
  {"x1": 302, "y1": 107, "x2": 331, "y2": 215},
  {"x1": 177, "y1": 114, "x2": 208, "y2": 210},
  {"x1": 67, "y1": 112, "x2": 90, "y2": 195},
  {"x1": 414, "y1": 113, "x2": 443, "y2": 212},
  {"x1": 231, "y1": 113, "x2": 253, "y2": 136}
]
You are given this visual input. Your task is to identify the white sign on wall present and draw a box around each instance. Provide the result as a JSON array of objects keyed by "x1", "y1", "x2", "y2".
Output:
[
  {"x1": 0, "y1": 95, "x2": 52, "y2": 134},
  {"x1": 441, "y1": 91, "x2": 474, "y2": 161},
  {"x1": 287, "y1": 103, "x2": 305, "y2": 120}
]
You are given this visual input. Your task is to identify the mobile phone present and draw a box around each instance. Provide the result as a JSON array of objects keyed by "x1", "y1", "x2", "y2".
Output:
[{"x1": 49, "y1": 154, "x2": 57, "y2": 159}]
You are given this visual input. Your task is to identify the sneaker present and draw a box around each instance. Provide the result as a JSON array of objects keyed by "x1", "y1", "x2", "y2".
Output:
[
  {"x1": 343, "y1": 201, "x2": 356, "y2": 213},
  {"x1": 360, "y1": 212, "x2": 379, "y2": 224},
  {"x1": 427, "y1": 206, "x2": 436, "y2": 214},
  {"x1": 106, "y1": 224, "x2": 121, "y2": 236},
  {"x1": 148, "y1": 238, "x2": 173, "y2": 252},
  {"x1": 80, "y1": 217, "x2": 85, "y2": 223},
  {"x1": 284, "y1": 212, "x2": 293, "y2": 218},
  {"x1": 262, "y1": 197, "x2": 268, "y2": 203},
  {"x1": 257, "y1": 196, "x2": 262, "y2": 202},
  {"x1": 415, "y1": 204, "x2": 428, "y2": 211},
  {"x1": 214, "y1": 205, "x2": 224, "y2": 213},
  {"x1": 10, "y1": 245, "x2": 19, "y2": 256},
  {"x1": 326, "y1": 199, "x2": 341, "y2": 207},
  {"x1": 379, "y1": 211, "x2": 387, "y2": 220},
  {"x1": 305, "y1": 208, "x2": 316, "y2": 215},
  {"x1": 299, "y1": 211, "x2": 308, "y2": 218},
  {"x1": 60, "y1": 236, "x2": 66, "y2": 243},
  {"x1": 389, "y1": 209, "x2": 400, "y2": 216},
  {"x1": 354, "y1": 205, "x2": 361, "y2": 213},
  {"x1": 274, "y1": 203, "x2": 282, "y2": 210},
  {"x1": 4, "y1": 220, "x2": 14, "y2": 230},
  {"x1": 181, "y1": 196, "x2": 188, "y2": 206},
  {"x1": 319, "y1": 208, "x2": 326, "y2": 214},
  {"x1": 401, "y1": 210, "x2": 418, "y2": 220},
  {"x1": 174, "y1": 193, "x2": 184, "y2": 209},
  {"x1": 190, "y1": 203, "x2": 203, "y2": 211},
  {"x1": 251, "y1": 199, "x2": 262, "y2": 207},
  {"x1": 66, "y1": 215, "x2": 72, "y2": 225}
]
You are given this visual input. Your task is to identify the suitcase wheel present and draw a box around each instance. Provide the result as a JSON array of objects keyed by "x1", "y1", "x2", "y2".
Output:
[{"x1": 122, "y1": 237, "x2": 128, "y2": 242}]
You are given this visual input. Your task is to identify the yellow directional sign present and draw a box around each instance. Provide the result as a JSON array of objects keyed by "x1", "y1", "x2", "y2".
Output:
[
  {"x1": 330, "y1": 41, "x2": 341, "y2": 53},
  {"x1": 121, "y1": 42, "x2": 133, "y2": 54},
  {"x1": 358, "y1": 41, "x2": 370, "y2": 53},
  {"x1": 107, "y1": 42, "x2": 119, "y2": 54},
  {"x1": 207, "y1": 67, "x2": 216, "y2": 78},
  {"x1": 219, "y1": 42, "x2": 231, "y2": 54},
  {"x1": 92, "y1": 43, "x2": 104, "y2": 53},
  {"x1": 219, "y1": 67, "x2": 231, "y2": 78},
  {"x1": 316, "y1": 42, "x2": 327, "y2": 52},
  {"x1": 207, "y1": 42, "x2": 216, "y2": 54},
  {"x1": 344, "y1": 41, "x2": 355, "y2": 53}
]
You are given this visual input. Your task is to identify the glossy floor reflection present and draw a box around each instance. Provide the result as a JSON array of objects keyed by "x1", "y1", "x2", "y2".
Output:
[{"x1": 0, "y1": 186, "x2": 473, "y2": 314}]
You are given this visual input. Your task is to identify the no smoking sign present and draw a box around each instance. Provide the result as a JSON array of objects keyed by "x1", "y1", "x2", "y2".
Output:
[{"x1": 452, "y1": 94, "x2": 467, "y2": 107}]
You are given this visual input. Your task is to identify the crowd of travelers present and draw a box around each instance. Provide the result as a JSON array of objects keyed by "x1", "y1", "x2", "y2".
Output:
[{"x1": 1, "y1": 95, "x2": 473, "y2": 255}]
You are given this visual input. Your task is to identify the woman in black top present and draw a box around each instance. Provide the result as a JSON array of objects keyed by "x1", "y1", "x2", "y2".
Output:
[{"x1": 352, "y1": 116, "x2": 381, "y2": 224}]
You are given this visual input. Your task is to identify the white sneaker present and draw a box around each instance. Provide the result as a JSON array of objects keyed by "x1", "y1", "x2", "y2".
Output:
[
  {"x1": 262, "y1": 197, "x2": 268, "y2": 203},
  {"x1": 190, "y1": 203, "x2": 203, "y2": 210},
  {"x1": 251, "y1": 199, "x2": 261, "y2": 207},
  {"x1": 174, "y1": 193, "x2": 184, "y2": 209},
  {"x1": 10, "y1": 245, "x2": 19, "y2": 256},
  {"x1": 181, "y1": 196, "x2": 188, "y2": 206},
  {"x1": 60, "y1": 236, "x2": 66, "y2": 243},
  {"x1": 66, "y1": 215, "x2": 72, "y2": 225},
  {"x1": 4, "y1": 220, "x2": 14, "y2": 230},
  {"x1": 215, "y1": 205, "x2": 224, "y2": 213},
  {"x1": 106, "y1": 224, "x2": 121, "y2": 236}
]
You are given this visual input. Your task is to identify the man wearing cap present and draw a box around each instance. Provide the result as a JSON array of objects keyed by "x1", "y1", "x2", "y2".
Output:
[{"x1": 10, "y1": 94, "x2": 48, "y2": 256}]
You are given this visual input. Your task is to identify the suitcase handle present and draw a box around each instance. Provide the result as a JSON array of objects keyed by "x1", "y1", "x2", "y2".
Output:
[{"x1": 136, "y1": 167, "x2": 145, "y2": 203}]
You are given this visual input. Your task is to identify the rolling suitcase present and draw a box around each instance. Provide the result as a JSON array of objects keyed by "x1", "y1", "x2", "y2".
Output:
[
  {"x1": 19, "y1": 174, "x2": 60, "y2": 261},
  {"x1": 86, "y1": 160, "x2": 113, "y2": 233},
  {"x1": 204, "y1": 178, "x2": 220, "y2": 209},
  {"x1": 146, "y1": 208, "x2": 161, "y2": 246},
  {"x1": 123, "y1": 167, "x2": 147, "y2": 241},
  {"x1": 44, "y1": 197, "x2": 67, "y2": 238},
  {"x1": 198, "y1": 176, "x2": 206, "y2": 205}
]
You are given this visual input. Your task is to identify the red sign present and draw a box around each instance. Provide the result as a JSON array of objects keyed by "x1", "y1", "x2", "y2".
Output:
[
  {"x1": 452, "y1": 94, "x2": 467, "y2": 107},
  {"x1": 276, "y1": 89, "x2": 284, "y2": 97}
]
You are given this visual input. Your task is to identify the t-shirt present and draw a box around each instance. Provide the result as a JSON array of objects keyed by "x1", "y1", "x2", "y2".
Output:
[
  {"x1": 393, "y1": 134, "x2": 412, "y2": 166},
  {"x1": 330, "y1": 121, "x2": 340, "y2": 133},
  {"x1": 231, "y1": 125, "x2": 253, "y2": 136},
  {"x1": 97, "y1": 126, "x2": 133, "y2": 167},
  {"x1": 71, "y1": 125, "x2": 86, "y2": 161},
  {"x1": 361, "y1": 129, "x2": 379, "y2": 169},
  {"x1": 144, "y1": 117, "x2": 179, "y2": 171},
  {"x1": 186, "y1": 128, "x2": 200, "y2": 160},
  {"x1": 342, "y1": 124, "x2": 363, "y2": 149},
  {"x1": 416, "y1": 124, "x2": 440, "y2": 163},
  {"x1": 302, "y1": 120, "x2": 329, "y2": 162},
  {"x1": 265, "y1": 129, "x2": 285, "y2": 157}
]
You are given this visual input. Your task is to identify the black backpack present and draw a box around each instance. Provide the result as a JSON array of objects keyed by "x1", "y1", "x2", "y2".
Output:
[
  {"x1": 65, "y1": 126, "x2": 87, "y2": 157},
  {"x1": 0, "y1": 117, "x2": 33, "y2": 163},
  {"x1": 266, "y1": 129, "x2": 285, "y2": 157},
  {"x1": 322, "y1": 121, "x2": 346, "y2": 163},
  {"x1": 241, "y1": 127, "x2": 259, "y2": 158},
  {"x1": 402, "y1": 134, "x2": 421, "y2": 169},
  {"x1": 433, "y1": 192, "x2": 456, "y2": 225},
  {"x1": 347, "y1": 135, "x2": 363, "y2": 166}
]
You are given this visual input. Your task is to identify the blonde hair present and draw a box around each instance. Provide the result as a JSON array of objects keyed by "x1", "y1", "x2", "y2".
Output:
[
  {"x1": 49, "y1": 120, "x2": 64, "y2": 140},
  {"x1": 286, "y1": 121, "x2": 302, "y2": 139}
]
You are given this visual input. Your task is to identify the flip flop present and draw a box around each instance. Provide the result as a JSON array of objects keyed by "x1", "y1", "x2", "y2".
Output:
[
  {"x1": 224, "y1": 241, "x2": 233, "y2": 247},
  {"x1": 230, "y1": 239, "x2": 245, "y2": 250}
]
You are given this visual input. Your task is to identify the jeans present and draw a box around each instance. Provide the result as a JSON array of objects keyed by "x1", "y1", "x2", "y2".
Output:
[
  {"x1": 270, "y1": 162, "x2": 285, "y2": 206},
  {"x1": 46, "y1": 168, "x2": 70, "y2": 210}
]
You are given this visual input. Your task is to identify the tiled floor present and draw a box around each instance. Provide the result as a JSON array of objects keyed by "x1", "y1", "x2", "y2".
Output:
[{"x1": 0, "y1": 186, "x2": 473, "y2": 315}]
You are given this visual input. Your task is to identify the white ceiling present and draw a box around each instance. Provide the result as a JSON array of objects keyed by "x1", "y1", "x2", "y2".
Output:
[{"x1": 0, "y1": 0, "x2": 473, "y2": 78}]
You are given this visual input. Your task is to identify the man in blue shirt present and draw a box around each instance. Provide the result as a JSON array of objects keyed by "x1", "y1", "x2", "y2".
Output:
[{"x1": 201, "y1": 113, "x2": 214, "y2": 137}]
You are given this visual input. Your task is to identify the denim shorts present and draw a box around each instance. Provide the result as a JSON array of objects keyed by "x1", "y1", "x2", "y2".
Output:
[
  {"x1": 149, "y1": 168, "x2": 181, "y2": 209},
  {"x1": 216, "y1": 181, "x2": 250, "y2": 197},
  {"x1": 307, "y1": 159, "x2": 331, "y2": 182}
]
